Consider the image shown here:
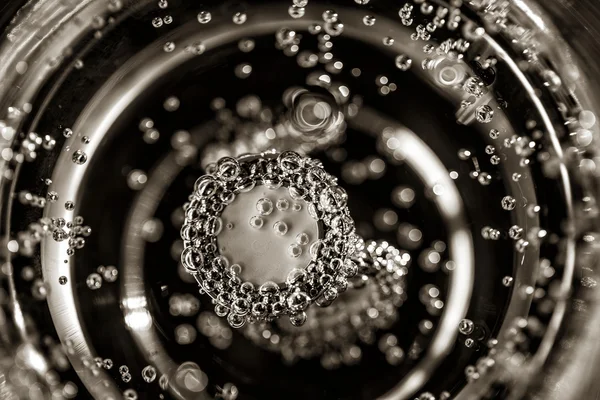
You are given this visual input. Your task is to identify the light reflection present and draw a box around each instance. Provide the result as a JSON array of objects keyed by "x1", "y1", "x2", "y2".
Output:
[
  {"x1": 124, "y1": 309, "x2": 153, "y2": 331},
  {"x1": 123, "y1": 296, "x2": 152, "y2": 331},
  {"x1": 175, "y1": 362, "x2": 208, "y2": 393}
]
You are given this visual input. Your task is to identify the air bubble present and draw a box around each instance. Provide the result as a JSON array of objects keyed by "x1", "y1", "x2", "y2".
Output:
[
  {"x1": 385, "y1": 346, "x2": 405, "y2": 365},
  {"x1": 322, "y1": 10, "x2": 338, "y2": 23},
  {"x1": 230, "y1": 264, "x2": 242, "y2": 275},
  {"x1": 395, "y1": 55, "x2": 412, "y2": 71},
  {"x1": 477, "y1": 172, "x2": 492, "y2": 186},
  {"x1": 256, "y1": 198, "x2": 274, "y2": 215},
  {"x1": 308, "y1": 24, "x2": 322, "y2": 35},
  {"x1": 141, "y1": 365, "x2": 157, "y2": 383},
  {"x1": 52, "y1": 230, "x2": 67, "y2": 243},
  {"x1": 287, "y1": 291, "x2": 310, "y2": 312},
  {"x1": 475, "y1": 105, "x2": 494, "y2": 123},
  {"x1": 197, "y1": 11, "x2": 211, "y2": 24},
  {"x1": 127, "y1": 170, "x2": 147, "y2": 190},
  {"x1": 422, "y1": 39, "x2": 440, "y2": 52},
  {"x1": 501, "y1": 196, "x2": 517, "y2": 210},
  {"x1": 227, "y1": 313, "x2": 246, "y2": 328},
  {"x1": 216, "y1": 157, "x2": 240, "y2": 181},
  {"x1": 102, "y1": 266, "x2": 118, "y2": 282},
  {"x1": 527, "y1": 204, "x2": 541, "y2": 217},
  {"x1": 463, "y1": 77, "x2": 486, "y2": 97},
  {"x1": 206, "y1": 217, "x2": 223, "y2": 236},
  {"x1": 319, "y1": 186, "x2": 347, "y2": 212},
  {"x1": 288, "y1": 6, "x2": 305, "y2": 19},
  {"x1": 273, "y1": 221, "x2": 288, "y2": 236},
  {"x1": 220, "y1": 383, "x2": 239, "y2": 400},
  {"x1": 276, "y1": 198, "x2": 290, "y2": 211},
  {"x1": 276, "y1": 29, "x2": 297, "y2": 47},
  {"x1": 163, "y1": 42, "x2": 175, "y2": 52},
  {"x1": 324, "y1": 21, "x2": 344, "y2": 37},
  {"x1": 515, "y1": 239, "x2": 529, "y2": 253},
  {"x1": 541, "y1": 69, "x2": 562, "y2": 91},
  {"x1": 159, "y1": 374, "x2": 169, "y2": 390},
  {"x1": 163, "y1": 96, "x2": 180, "y2": 111},
  {"x1": 47, "y1": 191, "x2": 58, "y2": 202},
  {"x1": 233, "y1": 12, "x2": 247, "y2": 25},
  {"x1": 151, "y1": 17, "x2": 163, "y2": 28},
  {"x1": 288, "y1": 244, "x2": 302, "y2": 258},
  {"x1": 239, "y1": 38, "x2": 255, "y2": 53},
  {"x1": 458, "y1": 319, "x2": 475, "y2": 335},
  {"x1": 235, "y1": 63, "x2": 252, "y2": 78},
  {"x1": 249, "y1": 216, "x2": 264, "y2": 229},
  {"x1": 296, "y1": 232, "x2": 309, "y2": 245},
  {"x1": 72, "y1": 150, "x2": 87, "y2": 164},
  {"x1": 141, "y1": 219, "x2": 163, "y2": 242},
  {"x1": 278, "y1": 151, "x2": 303, "y2": 172},
  {"x1": 86, "y1": 273, "x2": 102, "y2": 290},
  {"x1": 362, "y1": 16, "x2": 376, "y2": 26},
  {"x1": 290, "y1": 311, "x2": 307, "y2": 327}
]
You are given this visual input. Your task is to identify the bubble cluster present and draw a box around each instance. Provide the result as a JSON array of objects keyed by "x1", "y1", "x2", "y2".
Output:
[
  {"x1": 245, "y1": 240, "x2": 409, "y2": 367},
  {"x1": 49, "y1": 215, "x2": 92, "y2": 257},
  {"x1": 182, "y1": 152, "x2": 357, "y2": 328}
]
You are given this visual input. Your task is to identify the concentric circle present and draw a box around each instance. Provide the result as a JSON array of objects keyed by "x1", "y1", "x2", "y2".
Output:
[{"x1": 0, "y1": 1, "x2": 599, "y2": 399}]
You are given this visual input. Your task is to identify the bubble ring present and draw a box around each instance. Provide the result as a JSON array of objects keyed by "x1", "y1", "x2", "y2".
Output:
[{"x1": 181, "y1": 151, "x2": 359, "y2": 328}]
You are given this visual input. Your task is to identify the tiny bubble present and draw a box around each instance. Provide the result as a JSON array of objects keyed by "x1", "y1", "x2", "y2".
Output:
[
  {"x1": 197, "y1": 11, "x2": 211, "y2": 24},
  {"x1": 273, "y1": 221, "x2": 288, "y2": 236},
  {"x1": 72, "y1": 150, "x2": 87, "y2": 165},
  {"x1": 249, "y1": 216, "x2": 264, "y2": 229}
]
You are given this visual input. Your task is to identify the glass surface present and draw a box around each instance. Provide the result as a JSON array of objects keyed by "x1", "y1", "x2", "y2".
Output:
[{"x1": 0, "y1": 0, "x2": 599, "y2": 399}]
